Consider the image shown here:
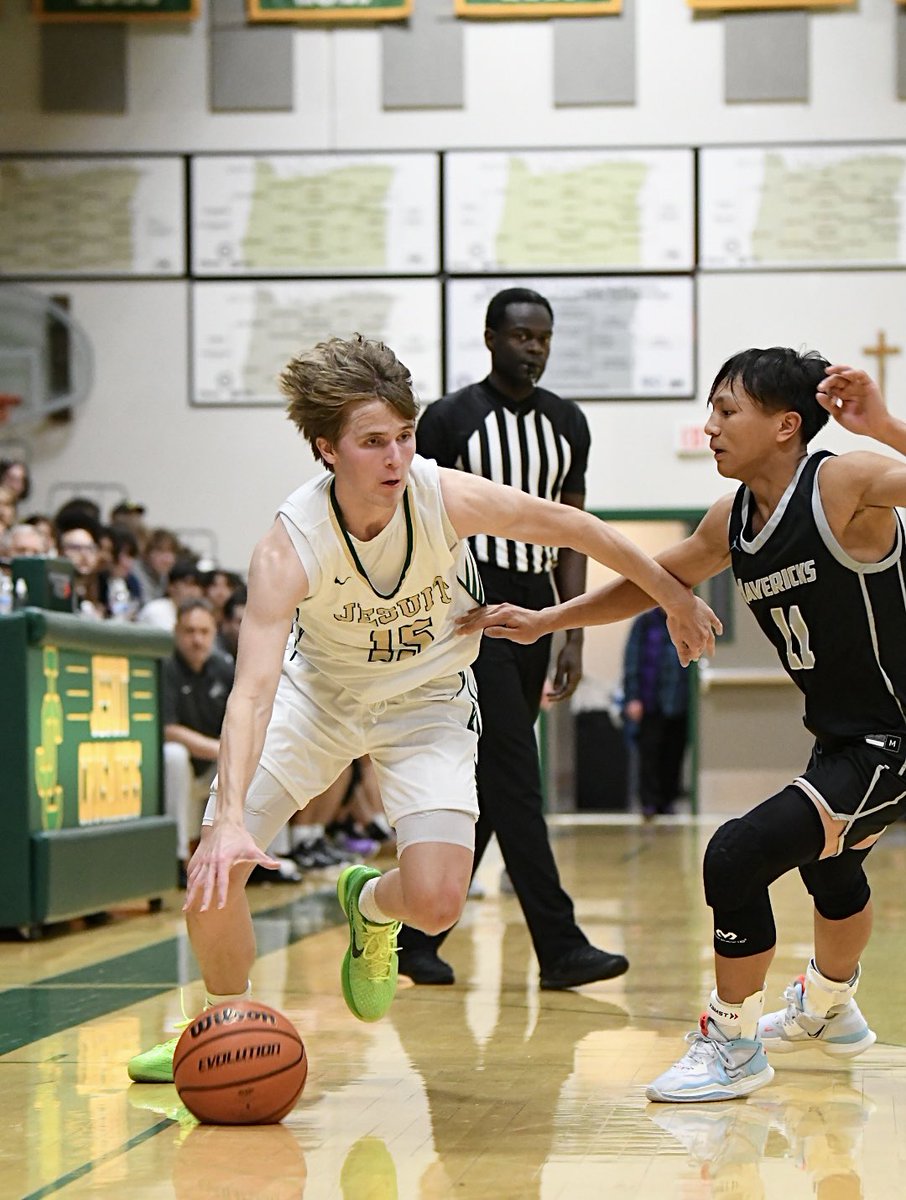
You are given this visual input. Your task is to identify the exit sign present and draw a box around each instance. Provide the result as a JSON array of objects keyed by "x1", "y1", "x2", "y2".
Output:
[{"x1": 675, "y1": 422, "x2": 711, "y2": 457}]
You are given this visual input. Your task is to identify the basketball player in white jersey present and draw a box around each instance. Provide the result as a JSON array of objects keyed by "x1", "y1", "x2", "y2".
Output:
[
  {"x1": 457, "y1": 352, "x2": 906, "y2": 1104},
  {"x1": 128, "y1": 334, "x2": 719, "y2": 1084}
]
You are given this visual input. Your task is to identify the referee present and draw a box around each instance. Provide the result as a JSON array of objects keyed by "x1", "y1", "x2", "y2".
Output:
[{"x1": 397, "y1": 287, "x2": 629, "y2": 989}]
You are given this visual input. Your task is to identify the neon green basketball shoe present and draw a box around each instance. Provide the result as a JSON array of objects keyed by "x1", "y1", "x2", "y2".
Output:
[
  {"x1": 337, "y1": 865, "x2": 400, "y2": 1023},
  {"x1": 127, "y1": 1033, "x2": 181, "y2": 1083}
]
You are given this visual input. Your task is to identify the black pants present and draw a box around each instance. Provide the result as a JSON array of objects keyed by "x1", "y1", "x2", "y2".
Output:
[
  {"x1": 397, "y1": 564, "x2": 588, "y2": 971},
  {"x1": 636, "y1": 712, "x2": 688, "y2": 815}
]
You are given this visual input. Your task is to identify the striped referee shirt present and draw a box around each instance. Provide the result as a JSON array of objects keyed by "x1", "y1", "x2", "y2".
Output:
[{"x1": 416, "y1": 377, "x2": 591, "y2": 575}]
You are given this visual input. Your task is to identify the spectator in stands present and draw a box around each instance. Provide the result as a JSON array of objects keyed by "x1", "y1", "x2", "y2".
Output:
[
  {"x1": 96, "y1": 526, "x2": 115, "y2": 573},
  {"x1": 163, "y1": 599, "x2": 235, "y2": 884},
  {"x1": 216, "y1": 584, "x2": 247, "y2": 660},
  {"x1": 133, "y1": 528, "x2": 180, "y2": 605},
  {"x1": 1, "y1": 523, "x2": 45, "y2": 558},
  {"x1": 57, "y1": 515, "x2": 105, "y2": 618},
  {"x1": 138, "y1": 559, "x2": 203, "y2": 631},
  {"x1": 109, "y1": 501, "x2": 148, "y2": 551},
  {"x1": 98, "y1": 527, "x2": 143, "y2": 618},
  {"x1": 203, "y1": 569, "x2": 242, "y2": 627},
  {"x1": 326, "y1": 756, "x2": 395, "y2": 859},
  {"x1": 0, "y1": 486, "x2": 17, "y2": 534},
  {"x1": 0, "y1": 458, "x2": 30, "y2": 506},
  {"x1": 24, "y1": 515, "x2": 55, "y2": 553},
  {"x1": 163, "y1": 597, "x2": 301, "y2": 886},
  {"x1": 54, "y1": 496, "x2": 102, "y2": 530}
]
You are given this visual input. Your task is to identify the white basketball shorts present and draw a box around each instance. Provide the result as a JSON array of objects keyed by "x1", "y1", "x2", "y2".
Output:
[{"x1": 203, "y1": 666, "x2": 481, "y2": 851}]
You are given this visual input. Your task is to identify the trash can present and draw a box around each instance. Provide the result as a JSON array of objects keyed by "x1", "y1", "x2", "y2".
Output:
[{"x1": 574, "y1": 710, "x2": 629, "y2": 812}]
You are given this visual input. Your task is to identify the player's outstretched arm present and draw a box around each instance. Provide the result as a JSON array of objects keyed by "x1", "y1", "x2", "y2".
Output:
[
  {"x1": 818, "y1": 365, "x2": 906, "y2": 450},
  {"x1": 446, "y1": 474, "x2": 730, "y2": 664},
  {"x1": 185, "y1": 520, "x2": 308, "y2": 914},
  {"x1": 819, "y1": 365, "x2": 906, "y2": 509}
]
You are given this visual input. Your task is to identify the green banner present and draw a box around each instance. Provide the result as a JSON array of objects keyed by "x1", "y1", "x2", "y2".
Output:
[
  {"x1": 455, "y1": 0, "x2": 619, "y2": 16},
  {"x1": 248, "y1": 0, "x2": 411, "y2": 21},
  {"x1": 35, "y1": 0, "x2": 198, "y2": 22}
]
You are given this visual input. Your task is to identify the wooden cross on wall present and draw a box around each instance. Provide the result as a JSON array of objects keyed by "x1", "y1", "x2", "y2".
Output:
[{"x1": 863, "y1": 331, "x2": 901, "y2": 397}]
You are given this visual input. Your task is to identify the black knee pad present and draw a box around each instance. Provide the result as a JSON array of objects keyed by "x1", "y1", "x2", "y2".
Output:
[
  {"x1": 703, "y1": 789, "x2": 826, "y2": 958},
  {"x1": 704, "y1": 818, "x2": 777, "y2": 956},
  {"x1": 704, "y1": 818, "x2": 759, "y2": 911},
  {"x1": 799, "y1": 848, "x2": 871, "y2": 921}
]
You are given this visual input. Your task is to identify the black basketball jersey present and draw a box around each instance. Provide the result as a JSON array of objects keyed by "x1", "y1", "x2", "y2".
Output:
[{"x1": 729, "y1": 450, "x2": 906, "y2": 740}]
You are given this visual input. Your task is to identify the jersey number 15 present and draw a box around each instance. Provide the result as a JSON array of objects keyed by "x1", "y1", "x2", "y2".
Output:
[{"x1": 368, "y1": 619, "x2": 435, "y2": 663}]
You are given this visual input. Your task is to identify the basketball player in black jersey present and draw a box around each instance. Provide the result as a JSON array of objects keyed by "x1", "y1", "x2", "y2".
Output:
[{"x1": 458, "y1": 348, "x2": 906, "y2": 1103}]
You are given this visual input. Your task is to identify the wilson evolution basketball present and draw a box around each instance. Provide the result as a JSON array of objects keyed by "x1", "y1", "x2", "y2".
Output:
[{"x1": 173, "y1": 1000, "x2": 307, "y2": 1125}]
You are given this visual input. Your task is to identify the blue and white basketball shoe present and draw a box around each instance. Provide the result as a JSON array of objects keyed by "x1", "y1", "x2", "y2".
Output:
[{"x1": 646, "y1": 1015, "x2": 774, "y2": 1103}]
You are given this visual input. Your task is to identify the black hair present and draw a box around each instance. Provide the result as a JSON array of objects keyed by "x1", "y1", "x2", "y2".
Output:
[
  {"x1": 55, "y1": 496, "x2": 101, "y2": 528},
  {"x1": 485, "y1": 288, "x2": 554, "y2": 332},
  {"x1": 168, "y1": 558, "x2": 200, "y2": 586},
  {"x1": 55, "y1": 511, "x2": 101, "y2": 544},
  {"x1": 109, "y1": 526, "x2": 139, "y2": 558},
  {"x1": 202, "y1": 568, "x2": 242, "y2": 590},
  {"x1": 176, "y1": 596, "x2": 215, "y2": 622},
  {"x1": 708, "y1": 347, "x2": 831, "y2": 445},
  {"x1": 0, "y1": 458, "x2": 30, "y2": 502}
]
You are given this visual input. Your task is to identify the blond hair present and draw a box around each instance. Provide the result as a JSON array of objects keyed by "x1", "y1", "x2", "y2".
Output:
[{"x1": 280, "y1": 334, "x2": 418, "y2": 469}]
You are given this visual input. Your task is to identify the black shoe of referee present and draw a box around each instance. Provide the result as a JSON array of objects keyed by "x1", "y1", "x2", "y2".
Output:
[{"x1": 539, "y1": 945, "x2": 629, "y2": 990}]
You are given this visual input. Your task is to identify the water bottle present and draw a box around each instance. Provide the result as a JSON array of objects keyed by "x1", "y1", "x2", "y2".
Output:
[
  {"x1": 14, "y1": 577, "x2": 28, "y2": 609},
  {"x1": 0, "y1": 573, "x2": 13, "y2": 616},
  {"x1": 107, "y1": 576, "x2": 132, "y2": 620}
]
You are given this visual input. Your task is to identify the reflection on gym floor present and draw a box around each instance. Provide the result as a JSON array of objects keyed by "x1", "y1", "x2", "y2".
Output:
[{"x1": 3, "y1": 818, "x2": 905, "y2": 1199}]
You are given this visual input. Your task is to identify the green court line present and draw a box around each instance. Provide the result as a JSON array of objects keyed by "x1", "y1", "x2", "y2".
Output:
[
  {"x1": 19, "y1": 1118, "x2": 173, "y2": 1200},
  {"x1": 0, "y1": 887, "x2": 342, "y2": 1056}
]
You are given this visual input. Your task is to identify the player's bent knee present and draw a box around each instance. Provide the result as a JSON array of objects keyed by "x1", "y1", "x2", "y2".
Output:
[
  {"x1": 704, "y1": 818, "x2": 756, "y2": 911},
  {"x1": 405, "y1": 883, "x2": 465, "y2": 935},
  {"x1": 800, "y1": 856, "x2": 871, "y2": 921}
]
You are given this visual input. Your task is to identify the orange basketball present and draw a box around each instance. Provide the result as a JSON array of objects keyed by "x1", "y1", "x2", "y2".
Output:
[{"x1": 173, "y1": 1001, "x2": 307, "y2": 1125}]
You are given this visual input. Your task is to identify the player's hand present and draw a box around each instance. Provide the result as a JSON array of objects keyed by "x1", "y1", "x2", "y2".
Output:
[
  {"x1": 184, "y1": 822, "x2": 280, "y2": 914},
  {"x1": 664, "y1": 595, "x2": 722, "y2": 667},
  {"x1": 817, "y1": 365, "x2": 887, "y2": 439},
  {"x1": 455, "y1": 603, "x2": 548, "y2": 644},
  {"x1": 548, "y1": 638, "x2": 582, "y2": 702}
]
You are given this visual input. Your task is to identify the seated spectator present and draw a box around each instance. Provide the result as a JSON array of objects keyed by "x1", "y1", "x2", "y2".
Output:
[
  {"x1": 326, "y1": 755, "x2": 395, "y2": 858},
  {"x1": 1, "y1": 523, "x2": 45, "y2": 558},
  {"x1": 96, "y1": 526, "x2": 115, "y2": 574},
  {"x1": 98, "y1": 527, "x2": 143, "y2": 619},
  {"x1": 162, "y1": 599, "x2": 234, "y2": 883},
  {"x1": 216, "y1": 584, "x2": 246, "y2": 660},
  {"x1": 163, "y1": 598, "x2": 300, "y2": 885},
  {"x1": 133, "y1": 527, "x2": 180, "y2": 605},
  {"x1": 57, "y1": 516, "x2": 105, "y2": 618},
  {"x1": 202, "y1": 569, "x2": 241, "y2": 627},
  {"x1": 24, "y1": 514, "x2": 55, "y2": 553},
  {"x1": 55, "y1": 496, "x2": 102, "y2": 530},
  {"x1": 109, "y1": 500, "x2": 148, "y2": 551},
  {"x1": 0, "y1": 486, "x2": 19, "y2": 535},
  {"x1": 137, "y1": 559, "x2": 202, "y2": 631},
  {"x1": 0, "y1": 458, "x2": 30, "y2": 507},
  {"x1": 281, "y1": 767, "x2": 369, "y2": 872}
]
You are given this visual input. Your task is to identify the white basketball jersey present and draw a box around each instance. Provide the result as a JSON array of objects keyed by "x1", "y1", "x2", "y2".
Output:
[{"x1": 277, "y1": 455, "x2": 485, "y2": 704}]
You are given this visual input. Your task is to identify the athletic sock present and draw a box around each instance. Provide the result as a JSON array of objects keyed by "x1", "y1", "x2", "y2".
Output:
[
  {"x1": 204, "y1": 980, "x2": 252, "y2": 1009},
  {"x1": 357, "y1": 877, "x2": 394, "y2": 925},
  {"x1": 706, "y1": 987, "x2": 765, "y2": 1041},
  {"x1": 804, "y1": 959, "x2": 859, "y2": 1018}
]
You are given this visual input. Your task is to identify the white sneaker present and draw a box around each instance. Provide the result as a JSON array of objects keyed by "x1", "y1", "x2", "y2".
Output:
[
  {"x1": 646, "y1": 1016, "x2": 774, "y2": 1103},
  {"x1": 758, "y1": 976, "x2": 876, "y2": 1058}
]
